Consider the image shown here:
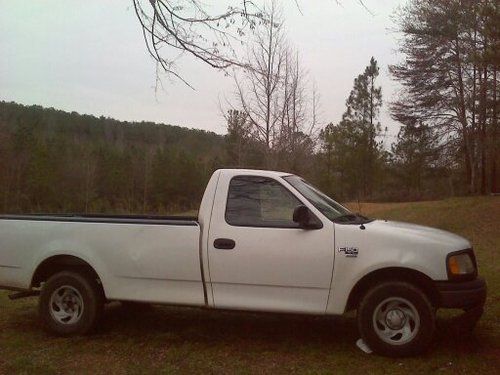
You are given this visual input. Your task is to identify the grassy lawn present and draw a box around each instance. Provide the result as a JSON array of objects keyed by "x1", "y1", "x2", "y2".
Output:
[{"x1": 1, "y1": 196, "x2": 499, "y2": 374}]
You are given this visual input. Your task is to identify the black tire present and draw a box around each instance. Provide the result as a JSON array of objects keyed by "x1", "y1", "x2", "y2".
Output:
[
  {"x1": 357, "y1": 281, "x2": 435, "y2": 357},
  {"x1": 39, "y1": 271, "x2": 104, "y2": 336}
]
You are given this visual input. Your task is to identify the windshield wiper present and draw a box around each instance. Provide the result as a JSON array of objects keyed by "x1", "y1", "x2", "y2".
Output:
[{"x1": 333, "y1": 213, "x2": 371, "y2": 224}]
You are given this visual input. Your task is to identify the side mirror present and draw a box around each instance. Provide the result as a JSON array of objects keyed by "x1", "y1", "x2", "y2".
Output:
[{"x1": 293, "y1": 205, "x2": 322, "y2": 229}]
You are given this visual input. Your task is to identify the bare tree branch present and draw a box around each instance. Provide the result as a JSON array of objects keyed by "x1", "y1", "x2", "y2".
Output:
[
  {"x1": 134, "y1": 1, "x2": 375, "y2": 87},
  {"x1": 133, "y1": 0, "x2": 269, "y2": 87}
]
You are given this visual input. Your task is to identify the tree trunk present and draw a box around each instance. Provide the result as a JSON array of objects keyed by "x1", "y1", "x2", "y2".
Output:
[
  {"x1": 455, "y1": 39, "x2": 475, "y2": 193},
  {"x1": 463, "y1": 128, "x2": 473, "y2": 193},
  {"x1": 491, "y1": 66, "x2": 498, "y2": 193},
  {"x1": 480, "y1": 64, "x2": 488, "y2": 194}
]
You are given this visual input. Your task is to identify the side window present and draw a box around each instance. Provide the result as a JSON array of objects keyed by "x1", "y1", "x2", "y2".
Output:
[{"x1": 225, "y1": 176, "x2": 301, "y2": 227}]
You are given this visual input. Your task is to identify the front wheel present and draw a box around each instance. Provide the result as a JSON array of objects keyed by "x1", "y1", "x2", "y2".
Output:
[
  {"x1": 357, "y1": 281, "x2": 435, "y2": 357},
  {"x1": 39, "y1": 271, "x2": 104, "y2": 336}
]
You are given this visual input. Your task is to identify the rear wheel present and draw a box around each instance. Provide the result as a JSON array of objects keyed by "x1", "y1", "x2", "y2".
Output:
[
  {"x1": 357, "y1": 281, "x2": 435, "y2": 357},
  {"x1": 39, "y1": 271, "x2": 104, "y2": 336}
]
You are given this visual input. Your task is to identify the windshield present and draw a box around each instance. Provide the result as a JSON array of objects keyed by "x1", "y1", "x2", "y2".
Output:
[{"x1": 283, "y1": 175, "x2": 351, "y2": 221}]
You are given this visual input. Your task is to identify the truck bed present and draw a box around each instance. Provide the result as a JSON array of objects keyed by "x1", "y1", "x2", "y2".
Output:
[{"x1": 0, "y1": 214, "x2": 205, "y2": 305}]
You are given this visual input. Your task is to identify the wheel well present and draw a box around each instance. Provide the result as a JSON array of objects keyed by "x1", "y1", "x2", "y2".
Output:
[
  {"x1": 31, "y1": 255, "x2": 102, "y2": 290},
  {"x1": 345, "y1": 267, "x2": 439, "y2": 312}
]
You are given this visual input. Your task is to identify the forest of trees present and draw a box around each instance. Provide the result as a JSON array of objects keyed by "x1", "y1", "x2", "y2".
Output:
[
  {"x1": 390, "y1": 0, "x2": 499, "y2": 196},
  {"x1": 224, "y1": 0, "x2": 499, "y2": 202},
  {"x1": 0, "y1": 101, "x2": 226, "y2": 214},
  {"x1": 0, "y1": 0, "x2": 497, "y2": 214}
]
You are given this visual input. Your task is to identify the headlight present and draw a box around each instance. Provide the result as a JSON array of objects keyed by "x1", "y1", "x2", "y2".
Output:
[{"x1": 447, "y1": 250, "x2": 477, "y2": 280}]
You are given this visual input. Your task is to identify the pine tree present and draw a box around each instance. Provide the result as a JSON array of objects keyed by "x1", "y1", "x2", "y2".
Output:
[
  {"x1": 390, "y1": 0, "x2": 500, "y2": 194},
  {"x1": 391, "y1": 123, "x2": 439, "y2": 198},
  {"x1": 226, "y1": 110, "x2": 252, "y2": 167},
  {"x1": 321, "y1": 57, "x2": 383, "y2": 200}
]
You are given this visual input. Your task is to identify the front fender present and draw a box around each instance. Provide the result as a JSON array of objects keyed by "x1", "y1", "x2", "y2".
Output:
[{"x1": 326, "y1": 220, "x2": 466, "y2": 314}]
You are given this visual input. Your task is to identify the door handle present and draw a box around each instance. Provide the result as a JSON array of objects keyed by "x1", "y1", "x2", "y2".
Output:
[{"x1": 213, "y1": 238, "x2": 236, "y2": 250}]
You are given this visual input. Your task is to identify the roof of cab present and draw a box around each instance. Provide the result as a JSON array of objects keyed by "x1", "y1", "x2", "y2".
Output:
[{"x1": 215, "y1": 168, "x2": 292, "y2": 178}]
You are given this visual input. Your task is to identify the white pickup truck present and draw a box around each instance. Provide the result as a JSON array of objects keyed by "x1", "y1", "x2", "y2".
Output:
[{"x1": 0, "y1": 169, "x2": 486, "y2": 356}]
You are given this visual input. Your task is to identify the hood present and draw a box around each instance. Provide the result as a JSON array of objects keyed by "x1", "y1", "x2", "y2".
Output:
[{"x1": 364, "y1": 219, "x2": 471, "y2": 254}]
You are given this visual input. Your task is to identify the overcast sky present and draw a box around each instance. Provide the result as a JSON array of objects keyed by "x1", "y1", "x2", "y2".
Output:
[{"x1": 0, "y1": 0, "x2": 404, "y2": 141}]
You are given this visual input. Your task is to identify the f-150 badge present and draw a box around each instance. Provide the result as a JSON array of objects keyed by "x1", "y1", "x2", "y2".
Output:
[{"x1": 339, "y1": 246, "x2": 358, "y2": 257}]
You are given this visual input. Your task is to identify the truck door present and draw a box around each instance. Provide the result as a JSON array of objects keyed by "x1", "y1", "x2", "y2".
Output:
[{"x1": 207, "y1": 173, "x2": 335, "y2": 314}]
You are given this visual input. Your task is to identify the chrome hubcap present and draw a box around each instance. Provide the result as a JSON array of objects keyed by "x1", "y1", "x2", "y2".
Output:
[
  {"x1": 49, "y1": 286, "x2": 84, "y2": 324},
  {"x1": 373, "y1": 297, "x2": 420, "y2": 345},
  {"x1": 385, "y1": 309, "x2": 406, "y2": 329}
]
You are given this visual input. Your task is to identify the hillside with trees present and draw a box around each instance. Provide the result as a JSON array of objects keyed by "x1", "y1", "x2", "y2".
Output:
[{"x1": 0, "y1": 101, "x2": 225, "y2": 214}]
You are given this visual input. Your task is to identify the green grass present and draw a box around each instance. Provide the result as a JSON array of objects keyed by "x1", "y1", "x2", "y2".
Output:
[{"x1": 1, "y1": 196, "x2": 499, "y2": 374}]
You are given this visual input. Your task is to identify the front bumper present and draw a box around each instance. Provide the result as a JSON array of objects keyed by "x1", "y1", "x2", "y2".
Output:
[{"x1": 435, "y1": 277, "x2": 487, "y2": 309}]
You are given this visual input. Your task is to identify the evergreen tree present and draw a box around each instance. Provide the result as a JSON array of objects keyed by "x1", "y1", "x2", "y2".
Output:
[
  {"x1": 320, "y1": 57, "x2": 384, "y2": 200},
  {"x1": 390, "y1": 0, "x2": 500, "y2": 194},
  {"x1": 391, "y1": 123, "x2": 439, "y2": 198},
  {"x1": 226, "y1": 110, "x2": 252, "y2": 167}
]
